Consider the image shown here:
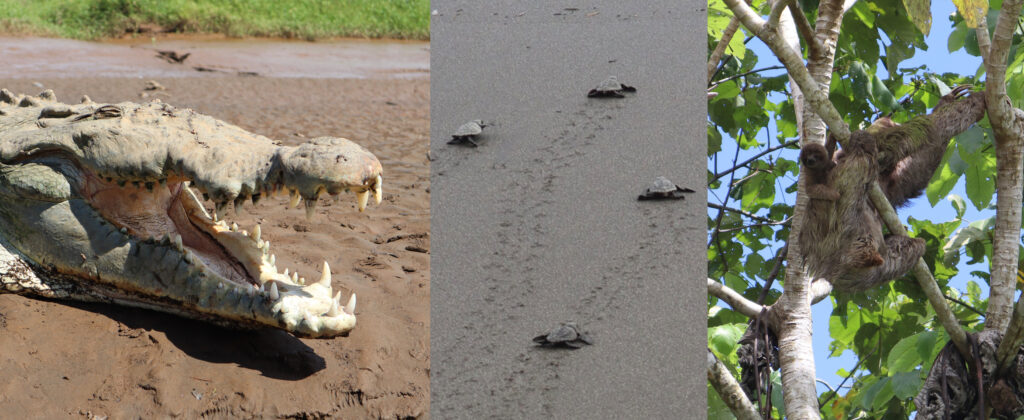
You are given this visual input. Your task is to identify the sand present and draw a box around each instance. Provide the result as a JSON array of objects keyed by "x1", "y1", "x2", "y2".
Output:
[
  {"x1": 0, "y1": 40, "x2": 429, "y2": 419},
  {"x1": 430, "y1": 1, "x2": 708, "y2": 418}
]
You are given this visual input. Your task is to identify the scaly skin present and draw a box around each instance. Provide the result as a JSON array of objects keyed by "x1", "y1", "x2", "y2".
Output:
[{"x1": 0, "y1": 89, "x2": 383, "y2": 338}]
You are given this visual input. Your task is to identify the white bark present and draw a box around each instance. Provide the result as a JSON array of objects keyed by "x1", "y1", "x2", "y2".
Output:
[{"x1": 708, "y1": 349, "x2": 761, "y2": 420}]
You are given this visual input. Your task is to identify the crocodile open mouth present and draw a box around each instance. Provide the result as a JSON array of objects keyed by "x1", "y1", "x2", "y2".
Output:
[{"x1": 80, "y1": 171, "x2": 381, "y2": 318}]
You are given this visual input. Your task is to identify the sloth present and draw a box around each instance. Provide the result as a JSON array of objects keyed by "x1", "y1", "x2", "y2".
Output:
[
  {"x1": 799, "y1": 136, "x2": 840, "y2": 201},
  {"x1": 800, "y1": 87, "x2": 986, "y2": 292}
]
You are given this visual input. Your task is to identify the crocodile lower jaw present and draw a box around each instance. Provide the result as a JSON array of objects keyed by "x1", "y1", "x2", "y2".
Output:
[{"x1": 75, "y1": 173, "x2": 373, "y2": 337}]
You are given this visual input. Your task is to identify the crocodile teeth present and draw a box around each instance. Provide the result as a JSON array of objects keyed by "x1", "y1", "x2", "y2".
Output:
[
  {"x1": 327, "y1": 293, "x2": 342, "y2": 317},
  {"x1": 247, "y1": 284, "x2": 256, "y2": 297},
  {"x1": 299, "y1": 277, "x2": 306, "y2": 285},
  {"x1": 291, "y1": 271, "x2": 299, "y2": 283},
  {"x1": 269, "y1": 254, "x2": 276, "y2": 266},
  {"x1": 319, "y1": 261, "x2": 332, "y2": 288},
  {"x1": 357, "y1": 190, "x2": 369, "y2": 212},
  {"x1": 230, "y1": 222, "x2": 238, "y2": 232},
  {"x1": 172, "y1": 234, "x2": 183, "y2": 250},
  {"x1": 233, "y1": 196, "x2": 245, "y2": 215},
  {"x1": 289, "y1": 189, "x2": 301, "y2": 208},
  {"x1": 283, "y1": 268, "x2": 289, "y2": 276},
  {"x1": 374, "y1": 175, "x2": 383, "y2": 204},
  {"x1": 250, "y1": 225, "x2": 261, "y2": 242},
  {"x1": 269, "y1": 282, "x2": 280, "y2": 300},
  {"x1": 215, "y1": 202, "x2": 228, "y2": 221},
  {"x1": 304, "y1": 199, "x2": 316, "y2": 220},
  {"x1": 344, "y1": 293, "x2": 356, "y2": 315}
]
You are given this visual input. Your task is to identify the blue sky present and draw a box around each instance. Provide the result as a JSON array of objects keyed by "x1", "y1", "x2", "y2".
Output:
[{"x1": 709, "y1": 0, "x2": 994, "y2": 401}]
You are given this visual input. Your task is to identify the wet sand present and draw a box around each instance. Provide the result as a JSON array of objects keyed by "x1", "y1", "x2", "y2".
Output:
[
  {"x1": 0, "y1": 36, "x2": 429, "y2": 79},
  {"x1": 430, "y1": 1, "x2": 707, "y2": 418},
  {"x1": 0, "y1": 39, "x2": 429, "y2": 419}
]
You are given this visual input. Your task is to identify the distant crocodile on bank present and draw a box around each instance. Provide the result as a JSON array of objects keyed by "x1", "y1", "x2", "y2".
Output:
[{"x1": 0, "y1": 89, "x2": 383, "y2": 338}]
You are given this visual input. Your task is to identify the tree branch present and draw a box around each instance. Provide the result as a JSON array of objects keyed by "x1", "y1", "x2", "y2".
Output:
[
  {"x1": 721, "y1": 0, "x2": 851, "y2": 142},
  {"x1": 709, "y1": 278, "x2": 765, "y2": 318},
  {"x1": 767, "y1": 0, "x2": 789, "y2": 29},
  {"x1": 868, "y1": 184, "x2": 970, "y2": 356},
  {"x1": 810, "y1": 279, "x2": 832, "y2": 305},
  {"x1": 976, "y1": 0, "x2": 1024, "y2": 376},
  {"x1": 708, "y1": 349, "x2": 761, "y2": 420},
  {"x1": 708, "y1": 17, "x2": 744, "y2": 83},
  {"x1": 787, "y1": 0, "x2": 820, "y2": 58}
]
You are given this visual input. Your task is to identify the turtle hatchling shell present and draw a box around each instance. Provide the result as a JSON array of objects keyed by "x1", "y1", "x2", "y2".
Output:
[
  {"x1": 638, "y1": 176, "x2": 694, "y2": 200},
  {"x1": 533, "y1": 322, "x2": 593, "y2": 349},
  {"x1": 454, "y1": 120, "x2": 484, "y2": 137}
]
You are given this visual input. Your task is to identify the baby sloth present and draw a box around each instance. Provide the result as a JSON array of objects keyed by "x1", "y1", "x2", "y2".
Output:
[
  {"x1": 799, "y1": 87, "x2": 986, "y2": 292},
  {"x1": 799, "y1": 137, "x2": 839, "y2": 201}
]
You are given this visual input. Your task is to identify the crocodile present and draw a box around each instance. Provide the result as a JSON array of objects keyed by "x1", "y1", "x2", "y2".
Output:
[{"x1": 0, "y1": 89, "x2": 383, "y2": 338}]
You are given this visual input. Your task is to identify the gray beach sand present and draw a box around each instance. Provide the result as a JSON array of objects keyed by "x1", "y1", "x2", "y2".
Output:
[{"x1": 430, "y1": 1, "x2": 708, "y2": 418}]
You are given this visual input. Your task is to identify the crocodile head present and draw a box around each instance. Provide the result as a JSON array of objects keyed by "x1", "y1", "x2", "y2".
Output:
[{"x1": 0, "y1": 89, "x2": 382, "y2": 338}]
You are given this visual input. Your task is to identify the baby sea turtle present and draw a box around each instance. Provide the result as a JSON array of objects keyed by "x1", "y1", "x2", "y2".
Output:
[
  {"x1": 533, "y1": 321, "x2": 593, "y2": 349},
  {"x1": 447, "y1": 120, "x2": 486, "y2": 147},
  {"x1": 587, "y1": 76, "x2": 636, "y2": 98},
  {"x1": 638, "y1": 176, "x2": 694, "y2": 200}
]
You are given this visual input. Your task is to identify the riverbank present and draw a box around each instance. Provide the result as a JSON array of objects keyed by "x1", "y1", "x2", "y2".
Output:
[{"x1": 0, "y1": 0, "x2": 429, "y2": 41}]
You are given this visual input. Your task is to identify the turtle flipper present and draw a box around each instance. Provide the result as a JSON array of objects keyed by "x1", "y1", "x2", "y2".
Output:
[
  {"x1": 565, "y1": 340, "x2": 586, "y2": 349},
  {"x1": 620, "y1": 84, "x2": 636, "y2": 92}
]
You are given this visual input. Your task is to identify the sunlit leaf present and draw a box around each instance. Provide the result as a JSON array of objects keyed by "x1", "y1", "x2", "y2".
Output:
[
  {"x1": 953, "y1": 0, "x2": 988, "y2": 28},
  {"x1": 902, "y1": 0, "x2": 932, "y2": 35}
]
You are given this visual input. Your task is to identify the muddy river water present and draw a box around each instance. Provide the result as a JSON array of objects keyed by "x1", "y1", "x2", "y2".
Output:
[{"x1": 0, "y1": 36, "x2": 429, "y2": 79}]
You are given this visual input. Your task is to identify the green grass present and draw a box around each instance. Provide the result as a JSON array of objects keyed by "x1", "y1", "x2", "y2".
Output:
[{"x1": 0, "y1": 0, "x2": 429, "y2": 40}]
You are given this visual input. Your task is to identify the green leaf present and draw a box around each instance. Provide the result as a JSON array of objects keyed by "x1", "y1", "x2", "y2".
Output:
[
  {"x1": 861, "y1": 377, "x2": 894, "y2": 410},
  {"x1": 849, "y1": 61, "x2": 872, "y2": 101},
  {"x1": 870, "y1": 76, "x2": 899, "y2": 112},
  {"x1": 707, "y1": 123, "x2": 723, "y2": 155},
  {"x1": 890, "y1": 371, "x2": 923, "y2": 400},
  {"x1": 888, "y1": 332, "x2": 932, "y2": 371},
  {"x1": 956, "y1": 125, "x2": 986, "y2": 155},
  {"x1": 926, "y1": 145, "x2": 959, "y2": 205},
  {"x1": 708, "y1": 323, "x2": 746, "y2": 358},
  {"x1": 948, "y1": 194, "x2": 967, "y2": 218},
  {"x1": 964, "y1": 152, "x2": 996, "y2": 209},
  {"x1": 902, "y1": 0, "x2": 932, "y2": 35},
  {"x1": 850, "y1": 0, "x2": 876, "y2": 26},
  {"x1": 947, "y1": 22, "x2": 968, "y2": 52}
]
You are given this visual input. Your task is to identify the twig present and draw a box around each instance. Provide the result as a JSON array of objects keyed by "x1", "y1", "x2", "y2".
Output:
[
  {"x1": 819, "y1": 347, "x2": 876, "y2": 408},
  {"x1": 711, "y1": 139, "x2": 798, "y2": 182},
  {"x1": 944, "y1": 294, "x2": 986, "y2": 317},
  {"x1": 709, "y1": 65, "x2": 786, "y2": 89},
  {"x1": 717, "y1": 218, "x2": 791, "y2": 233},
  {"x1": 757, "y1": 245, "x2": 788, "y2": 304},
  {"x1": 708, "y1": 203, "x2": 780, "y2": 224}
]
